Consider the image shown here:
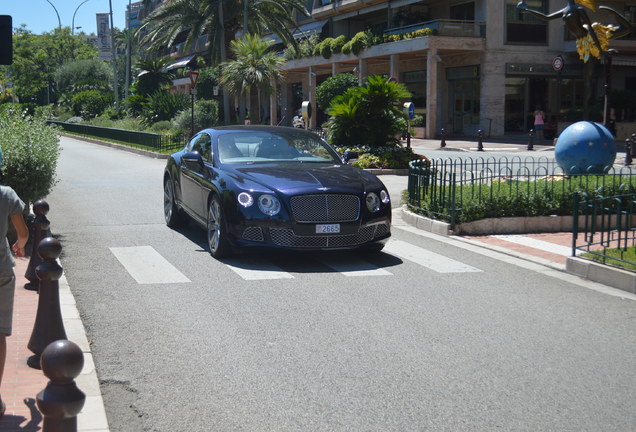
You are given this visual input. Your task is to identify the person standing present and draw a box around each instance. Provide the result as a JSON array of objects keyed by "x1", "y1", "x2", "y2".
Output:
[
  {"x1": 0, "y1": 159, "x2": 29, "y2": 417},
  {"x1": 534, "y1": 106, "x2": 545, "y2": 139}
]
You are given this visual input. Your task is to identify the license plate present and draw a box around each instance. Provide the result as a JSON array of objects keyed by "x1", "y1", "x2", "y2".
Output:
[{"x1": 316, "y1": 224, "x2": 340, "y2": 234}]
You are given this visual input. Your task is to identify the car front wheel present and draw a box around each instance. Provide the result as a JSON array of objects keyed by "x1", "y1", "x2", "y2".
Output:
[{"x1": 207, "y1": 195, "x2": 231, "y2": 258}]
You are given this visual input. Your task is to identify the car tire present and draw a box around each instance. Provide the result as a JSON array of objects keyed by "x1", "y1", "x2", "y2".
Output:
[
  {"x1": 207, "y1": 195, "x2": 232, "y2": 258},
  {"x1": 164, "y1": 176, "x2": 187, "y2": 228}
]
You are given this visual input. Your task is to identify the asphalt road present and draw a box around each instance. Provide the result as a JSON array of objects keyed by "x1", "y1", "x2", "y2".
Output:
[{"x1": 48, "y1": 135, "x2": 636, "y2": 432}]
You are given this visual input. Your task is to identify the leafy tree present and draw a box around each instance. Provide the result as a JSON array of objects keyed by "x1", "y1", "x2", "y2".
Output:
[
  {"x1": 219, "y1": 34, "x2": 285, "y2": 124},
  {"x1": 0, "y1": 26, "x2": 98, "y2": 104},
  {"x1": 0, "y1": 106, "x2": 61, "y2": 205},
  {"x1": 326, "y1": 75, "x2": 411, "y2": 148},
  {"x1": 56, "y1": 59, "x2": 113, "y2": 107},
  {"x1": 315, "y1": 73, "x2": 359, "y2": 111},
  {"x1": 195, "y1": 67, "x2": 220, "y2": 101}
]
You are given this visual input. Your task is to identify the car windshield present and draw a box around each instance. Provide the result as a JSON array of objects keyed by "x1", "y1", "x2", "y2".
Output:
[{"x1": 216, "y1": 131, "x2": 341, "y2": 164}]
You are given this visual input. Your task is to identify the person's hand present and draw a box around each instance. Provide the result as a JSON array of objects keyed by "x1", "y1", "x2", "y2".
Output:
[{"x1": 12, "y1": 241, "x2": 25, "y2": 257}]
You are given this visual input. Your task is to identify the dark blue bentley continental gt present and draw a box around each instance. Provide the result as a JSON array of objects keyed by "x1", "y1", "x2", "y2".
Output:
[{"x1": 163, "y1": 126, "x2": 391, "y2": 258}]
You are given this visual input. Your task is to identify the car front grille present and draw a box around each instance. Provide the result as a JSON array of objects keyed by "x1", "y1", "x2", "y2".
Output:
[
  {"x1": 290, "y1": 194, "x2": 360, "y2": 223},
  {"x1": 270, "y1": 225, "x2": 377, "y2": 248}
]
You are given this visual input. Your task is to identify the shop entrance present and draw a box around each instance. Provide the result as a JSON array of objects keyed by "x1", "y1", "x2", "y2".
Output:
[{"x1": 504, "y1": 77, "x2": 549, "y2": 133}]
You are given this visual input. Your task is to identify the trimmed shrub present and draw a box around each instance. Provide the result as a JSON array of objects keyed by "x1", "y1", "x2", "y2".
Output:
[
  {"x1": 315, "y1": 73, "x2": 359, "y2": 111},
  {"x1": 172, "y1": 99, "x2": 220, "y2": 132},
  {"x1": 143, "y1": 91, "x2": 189, "y2": 123},
  {"x1": 330, "y1": 35, "x2": 347, "y2": 54},
  {"x1": 0, "y1": 107, "x2": 61, "y2": 205},
  {"x1": 71, "y1": 90, "x2": 113, "y2": 119}
]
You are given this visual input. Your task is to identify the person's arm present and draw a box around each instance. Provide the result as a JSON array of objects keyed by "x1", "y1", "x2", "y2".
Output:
[{"x1": 10, "y1": 213, "x2": 28, "y2": 257}]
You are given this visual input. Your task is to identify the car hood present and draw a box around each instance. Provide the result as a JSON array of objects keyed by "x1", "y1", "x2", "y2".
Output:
[{"x1": 228, "y1": 163, "x2": 384, "y2": 195}]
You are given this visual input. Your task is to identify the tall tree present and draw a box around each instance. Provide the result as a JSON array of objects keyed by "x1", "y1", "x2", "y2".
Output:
[
  {"x1": 139, "y1": 0, "x2": 308, "y2": 66},
  {"x1": 219, "y1": 34, "x2": 286, "y2": 124},
  {"x1": 0, "y1": 26, "x2": 98, "y2": 104}
]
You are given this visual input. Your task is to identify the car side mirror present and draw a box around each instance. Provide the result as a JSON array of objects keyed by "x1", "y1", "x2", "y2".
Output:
[
  {"x1": 342, "y1": 151, "x2": 359, "y2": 164},
  {"x1": 183, "y1": 151, "x2": 204, "y2": 170}
]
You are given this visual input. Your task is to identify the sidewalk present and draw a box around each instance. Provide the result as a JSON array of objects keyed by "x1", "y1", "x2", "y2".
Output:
[{"x1": 2, "y1": 257, "x2": 109, "y2": 431}]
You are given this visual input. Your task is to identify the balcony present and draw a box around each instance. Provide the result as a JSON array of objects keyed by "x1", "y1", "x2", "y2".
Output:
[{"x1": 385, "y1": 19, "x2": 486, "y2": 39}]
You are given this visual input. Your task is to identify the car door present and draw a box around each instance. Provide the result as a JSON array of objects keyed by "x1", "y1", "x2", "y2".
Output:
[{"x1": 180, "y1": 132, "x2": 212, "y2": 220}]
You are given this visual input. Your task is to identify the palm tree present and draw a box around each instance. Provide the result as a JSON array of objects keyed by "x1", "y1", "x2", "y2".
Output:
[
  {"x1": 139, "y1": 0, "x2": 308, "y2": 67},
  {"x1": 135, "y1": 58, "x2": 175, "y2": 97},
  {"x1": 219, "y1": 34, "x2": 286, "y2": 124}
]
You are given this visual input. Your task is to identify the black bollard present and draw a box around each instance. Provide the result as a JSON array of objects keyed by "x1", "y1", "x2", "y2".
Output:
[
  {"x1": 37, "y1": 340, "x2": 85, "y2": 432},
  {"x1": 626, "y1": 138, "x2": 633, "y2": 165},
  {"x1": 440, "y1": 128, "x2": 446, "y2": 148},
  {"x1": 527, "y1": 129, "x2": 535, "y2": 151},
  {"x1": 24, "y1": 200, "x2": 50, "y2": 291},
  {"x1": 477, "y1": 129, "x2": 484, "y2": 151},
  {"x1": 632, "y1": 133, "x2": 636, "y2": 158},
  {"x1": 27, "y1": 237, "x2": 67, "y2": 370}
]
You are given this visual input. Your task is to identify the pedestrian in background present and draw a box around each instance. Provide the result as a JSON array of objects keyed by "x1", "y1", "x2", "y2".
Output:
[
  {"x1": 0, "y1": 149, "x2": 29, "y2": 417},
  {"x1": 534, "y1": 105, "x2": 545, "y2": 140}
]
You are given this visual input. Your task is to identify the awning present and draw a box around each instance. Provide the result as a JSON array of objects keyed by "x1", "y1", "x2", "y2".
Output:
[
  {"x1": 166, "y1": 54, "x2": 198, "y2": 71},
  {"x1": 264, "y1": 20, "x2": 327, "y2": 45}
]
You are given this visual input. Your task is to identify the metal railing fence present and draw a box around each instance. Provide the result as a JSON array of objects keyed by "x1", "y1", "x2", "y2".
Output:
[
  {"x1": 48, "y1": 121, "x2": 187, "y2": 154},
  {"x1": 408, "y1": 156, "x2": 636, "y2": 230},
  {"x1": 573, "y1": 192, "x2": 636, "y2": 271}
]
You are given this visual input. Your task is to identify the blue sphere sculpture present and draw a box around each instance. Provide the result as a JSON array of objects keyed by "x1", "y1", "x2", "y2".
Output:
[{"x1": 555, "y1": 121, "x2": 616, "y2": 175}]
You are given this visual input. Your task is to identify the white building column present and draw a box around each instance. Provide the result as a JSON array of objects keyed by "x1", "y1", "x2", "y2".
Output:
[
  {"x1": 390, "y1": 54, "x2": 400, "y2": 81},
  {"x1": 426, "y1": 47, "x2": 439, "y2": 139},
  {"x1": 357, "y1": 58, "x2": 367, "y2": 85},
  {"x1": 280, "y1": 82, "x2": 291, "y2": 126}
]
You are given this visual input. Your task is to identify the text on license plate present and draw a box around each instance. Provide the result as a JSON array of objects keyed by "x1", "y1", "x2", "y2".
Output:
[{"x1": 316, "y1": 224, "x2": 340, "y2": 234}]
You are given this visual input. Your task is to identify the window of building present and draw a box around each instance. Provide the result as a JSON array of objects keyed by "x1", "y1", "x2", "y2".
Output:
[
  {"x1": 450, "y1": 2, "x2": 475, "y2": 21},
  {"x1": 505, "y1": 0, "x2": 548, "y2": 44}
]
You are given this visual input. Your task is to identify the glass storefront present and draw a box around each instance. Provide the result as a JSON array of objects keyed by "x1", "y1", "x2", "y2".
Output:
[{"x1": 447, "y1": 66, "x2": 481, "y2": 134}]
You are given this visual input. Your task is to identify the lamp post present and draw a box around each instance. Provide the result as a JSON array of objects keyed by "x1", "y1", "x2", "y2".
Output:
[
  {"x1": 72, "y1": 0, "x2": 91, "y2": 35},
  {"x1": 45, "y1": 0, "x2": 62, "y2": 29}
]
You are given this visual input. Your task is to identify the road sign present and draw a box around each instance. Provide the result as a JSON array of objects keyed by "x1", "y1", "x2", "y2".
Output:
[
  {"x1": 387, "y1": 76, "x2": 397, "y2": 83},
  {"x1": 552, "y1": 56, "x2": 564, "y2": 72},
  {"x1": 403, "y1": 102, "x2": 415, "y2": 120},
  {"x1": 188, "y1": 71, "x2": 199, "y2": 87},
  {"x1": 189, "y1": 88, "x2": 197, "y2": 96}
]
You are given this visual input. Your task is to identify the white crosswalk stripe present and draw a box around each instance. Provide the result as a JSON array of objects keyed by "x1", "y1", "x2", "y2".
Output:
[
  {"x1": 110, "y1": 246, "x2": 191, "y2": 284},
  {"x1": 224, "y1": 257, "x2": 295, "y2": 280},
  {"x1": 318, "y1": 255, "x2": 393, "y2": 277},
  {"x1": 384, "y1": 239, "x2": 483, "y2": 273},
  {"x1": 113, "y1": 237, "x2": 483, "y2": 282}
]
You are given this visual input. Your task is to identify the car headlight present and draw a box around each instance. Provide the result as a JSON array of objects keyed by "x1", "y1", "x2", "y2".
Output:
[
  {"x1": 380, "y1": 190, "x2": 390, "y2": 204},
  {"x1": 258, "y1": 194, "x2": 281, "y2": 216},
  {"x1": 237, "y1": 192, "x2": 254, "y2": 208},
  {"x1": 366, "y1": 192, "x2": 380, "y2": 213}
]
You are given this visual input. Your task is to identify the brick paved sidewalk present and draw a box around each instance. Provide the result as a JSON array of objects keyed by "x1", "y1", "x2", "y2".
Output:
[{"x1": 1, "y1": 257, "x2": 45, "y2": 431}]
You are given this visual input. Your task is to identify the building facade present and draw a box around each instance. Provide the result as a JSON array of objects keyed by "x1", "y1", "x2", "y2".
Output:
[{"x1": 276, "y1": 0, "x2": 636, "y2": 138}]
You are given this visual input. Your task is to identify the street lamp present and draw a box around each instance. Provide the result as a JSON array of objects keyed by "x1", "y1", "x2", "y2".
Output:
[
  {"x1": 45, "y1": 0, "x2": 62, "y2": 29},
  {"x1": 72, "y1": 0, "x2": 92, "y2": 35}
]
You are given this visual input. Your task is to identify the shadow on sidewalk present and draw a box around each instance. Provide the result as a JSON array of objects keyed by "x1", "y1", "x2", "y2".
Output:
[{"x1": 0, "y1": 398, "x2": 42, "y2": 432}]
